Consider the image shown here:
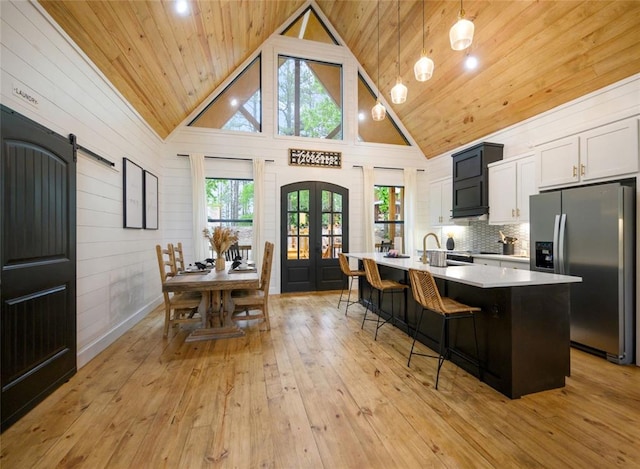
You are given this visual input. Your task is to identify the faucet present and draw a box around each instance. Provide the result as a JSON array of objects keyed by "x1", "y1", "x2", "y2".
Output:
[{"x1": 421, "y1": 232, "x2": 441, "y2": 264}]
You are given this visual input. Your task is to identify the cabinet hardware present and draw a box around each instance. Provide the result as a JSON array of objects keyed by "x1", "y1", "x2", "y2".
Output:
[
  {"x1": 572, "y1": 165, "x2": 578, "y2": 177},
  {"x1": 516, "y1": 208, "x2": 520, "y2": 217},
  {"x1": 512, "y1": 209, "x2": 515, "y2": 217},
  {"x1": 580, "y1": 164, "x2": 585, "y2": 176}
]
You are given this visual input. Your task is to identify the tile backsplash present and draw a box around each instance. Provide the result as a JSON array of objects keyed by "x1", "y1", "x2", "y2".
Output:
[{"x1": 440, "y1": 221, "x2": 530, "y2": 256}]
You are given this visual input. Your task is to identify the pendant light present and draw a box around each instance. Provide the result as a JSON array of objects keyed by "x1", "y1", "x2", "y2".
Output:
[
  {"x1": 371, "y1": 0, "x2": 386, "y2": 121},
  {"x1": 390, "y1": 0, "x2": 407, "y2": 104},
  {"x1": 449, "y1": 0, "x2": 474, "y2": 51},
  {"x1": 414, "y1": 0, "x2": 434, "y2": 82}
]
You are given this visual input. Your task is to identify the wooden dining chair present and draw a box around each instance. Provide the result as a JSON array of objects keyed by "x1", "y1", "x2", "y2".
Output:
[
  {"x1": 378, "y1": 241, "x2": 392, "y2": 253},
  {"x1": 173, "y1": 242, "x2": 187, "y2": 273},
  {"x1": 337, "y1": 253, "x2": 365, "y2": 316},
  {"x1": 231, "y1": 241, "x2": 274, "y2": 331},
  {"x1": 407, "y1": 268, "x2": 482, "y2": 390},
  {"x1": 225, "y1": 242, "x2": 242, "y2": 261},
  {"x1": 156, "y1": 244, "x2": 202, "y2": 338},
  {"x1": 361, "y1": 258, "x2": 407, "y2": 340}
]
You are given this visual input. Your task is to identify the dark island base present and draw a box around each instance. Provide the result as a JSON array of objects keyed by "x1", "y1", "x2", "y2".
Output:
[{"x1": 359, "y1": 265, "x2": 571, "y2": 399}]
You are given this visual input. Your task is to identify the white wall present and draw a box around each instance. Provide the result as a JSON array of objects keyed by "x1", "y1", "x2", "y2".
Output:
[{"x1": 1, "y1": 1, "x2": 165, "y2": 367}]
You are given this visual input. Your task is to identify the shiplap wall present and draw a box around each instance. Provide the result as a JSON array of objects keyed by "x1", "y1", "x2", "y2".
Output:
[{"x1": 1, "y1": 1, "x2": 165, "y2": 367}]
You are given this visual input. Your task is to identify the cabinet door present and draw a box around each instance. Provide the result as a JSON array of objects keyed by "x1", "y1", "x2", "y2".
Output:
[
  {"x1": 516, "y1": 157, "x2": 536, "y2": 222},
  {"x1": 429, "y1": 178, "x2": 452, "y2": 226},
  {"x1": 429, "y1": 181, "x2": 443, "y2": 226},
  {"x1": 441, "y1": 178, "x2": 452, "y2": 224},
  {"x1": 488, "y1": 162, "x2": 517, "y2": 224},
  {"x1": 537, "y1": 137, "x2": 579, "y2": 189},
  {"x1": 580, "y1": 118, "x2": 639, "y2": 181}
]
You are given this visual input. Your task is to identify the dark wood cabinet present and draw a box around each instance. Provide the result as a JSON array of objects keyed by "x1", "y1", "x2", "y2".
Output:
[{"x1": 451, "y1": 142, "x2": 503, "y2": 218}]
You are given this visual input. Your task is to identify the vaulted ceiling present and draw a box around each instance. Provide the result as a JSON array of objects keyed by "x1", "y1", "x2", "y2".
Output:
[{"x1": 39, "y1": 0, "x2": 640, "y2": 158}]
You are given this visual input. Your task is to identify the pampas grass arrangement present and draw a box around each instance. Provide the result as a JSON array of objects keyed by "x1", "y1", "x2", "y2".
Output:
[{"x1": 203, "y1": 226, "x2": 238, "y2": 259}]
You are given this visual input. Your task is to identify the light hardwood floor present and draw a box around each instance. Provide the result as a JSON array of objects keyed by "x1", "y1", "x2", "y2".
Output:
[{"x1": 2, "y1": 291, "x2": 640, "y2": 468}]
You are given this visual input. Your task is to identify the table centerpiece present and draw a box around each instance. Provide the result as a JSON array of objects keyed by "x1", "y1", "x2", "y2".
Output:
[{"x1": 203, "y1": 226, "x2": 238, "y2": 271}]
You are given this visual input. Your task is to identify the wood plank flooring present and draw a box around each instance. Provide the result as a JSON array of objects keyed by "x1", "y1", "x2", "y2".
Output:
[{"x1": 2, "y1": 291, "x2": 640, "y2": 468}]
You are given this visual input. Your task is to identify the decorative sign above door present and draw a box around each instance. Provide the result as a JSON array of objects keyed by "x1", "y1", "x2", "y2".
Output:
[{"x1": 289, "y1": 148, "x2": 342, "y2": 169}]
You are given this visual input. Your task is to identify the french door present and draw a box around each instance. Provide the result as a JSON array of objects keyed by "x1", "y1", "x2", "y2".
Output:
[
  {"x1": 281, "y1": 181, "x2": 348, "y2": 293},
  {"x1": 1, "y1": 106, "x2": 77, "y2": 431}
]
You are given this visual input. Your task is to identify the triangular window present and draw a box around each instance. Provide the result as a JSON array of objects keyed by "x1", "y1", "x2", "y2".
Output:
[
  {"x1": 357, "y1": 73, "x2": 409, "y2": 145},
  {"x1": 189, "y1": 55, "x2": 261, "y2": 132},
  {"x1": 281, "y1": 7, "x2": 338, "y2": 45}
]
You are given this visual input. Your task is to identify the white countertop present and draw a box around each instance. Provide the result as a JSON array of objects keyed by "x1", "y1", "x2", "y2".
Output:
[{"x1": 346, "y1": 252, "x2": 581, "y2": 288}]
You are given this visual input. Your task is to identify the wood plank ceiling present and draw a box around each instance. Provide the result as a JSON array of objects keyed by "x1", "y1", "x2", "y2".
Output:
[{"x1": 39, "y1": 0, "x2": 640, "y2": 159}]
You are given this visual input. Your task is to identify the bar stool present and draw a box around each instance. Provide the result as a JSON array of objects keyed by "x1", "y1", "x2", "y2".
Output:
[
  {"x1": 337, "y1": 253, "x2": 365, "y2": 315},
  {"x1": 361, "y1": 258, "x2": 408, "y2": 340},
  {"x1": 407, "y1": 268, "x2": 482, "y2": 390}
]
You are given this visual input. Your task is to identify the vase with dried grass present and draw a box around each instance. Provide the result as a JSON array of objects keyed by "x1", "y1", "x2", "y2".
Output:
[{"x1": 203, "y1": 227, "x2": 238, "y2": 271}]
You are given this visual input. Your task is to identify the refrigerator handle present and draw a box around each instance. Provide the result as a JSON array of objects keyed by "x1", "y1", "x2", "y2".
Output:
[
  {"x1": 558, "y1": 214, "x2": 567, "y2": 275},
  {"x1": 553, "y1": 215, "x2": 561, "y2": 274}
]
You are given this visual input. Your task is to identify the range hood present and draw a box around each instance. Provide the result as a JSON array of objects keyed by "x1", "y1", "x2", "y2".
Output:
[{"x1": 451, "y1": 142, "x2": 503, "y2": 218}]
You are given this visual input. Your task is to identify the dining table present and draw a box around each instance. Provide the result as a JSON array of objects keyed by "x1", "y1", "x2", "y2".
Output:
[{"x1": 162, "y1": 261, "x2": 260, "y2": 342}]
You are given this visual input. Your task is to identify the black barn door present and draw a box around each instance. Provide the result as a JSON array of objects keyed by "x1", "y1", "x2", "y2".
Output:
[
  {"x1": 1, "y1": 106, "x2": 77, "y2": 431},
  {"x1": 281, "y1": 181, "x2": 348, "y2": 293}
]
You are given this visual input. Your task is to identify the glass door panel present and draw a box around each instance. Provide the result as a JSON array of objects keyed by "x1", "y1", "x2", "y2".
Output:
[{"x1": 281, "y1": 182, "x2": 348, "y2": 293}]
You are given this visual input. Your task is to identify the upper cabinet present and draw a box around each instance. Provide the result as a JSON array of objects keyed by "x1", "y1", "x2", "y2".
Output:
[
  {"x1": 429, "y1": 177, "x2": 452, "y2": 226},
  {"x1": 451, "y1": 142, "x2": 503, "y2": 218},
  {"x1": 488, "y1": 155, "x2": 536, "y2": 224},
  {"x1": 537, "y1": 118, "x2": 639, "y2": 190}
]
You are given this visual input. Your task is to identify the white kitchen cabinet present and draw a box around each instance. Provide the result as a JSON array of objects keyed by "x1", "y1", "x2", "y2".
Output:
[
  {"x1": 537, "y1": 118, "x2": 639, "y2": 189},
  {"x1": 537, "y1": 136, "x2": 579, "y2": 189},
  {"x1": 489, "y1": 155, "x2": 536, "y2": 224},
  {"x1": 429, "y1": 177, "x2": 452, "y2": 226},
  {"x1": 580, "y1": 118, "x2": 638, "y2": 182}
]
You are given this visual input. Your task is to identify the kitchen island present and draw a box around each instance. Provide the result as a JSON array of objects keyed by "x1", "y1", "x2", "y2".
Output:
[{"x1": 347, "y1": 253, "x2": 582, "y2": 398}]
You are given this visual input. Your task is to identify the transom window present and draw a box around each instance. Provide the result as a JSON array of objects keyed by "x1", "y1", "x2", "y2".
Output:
[
  {"x1": 358, "y1": 74, "x2": 409, "y2": 145},
  {"x1": 281, "y1": 7, "x2": 339, "y2": 45},
  {"x1": 190, "y1": 56, "x2": 261, "y2": 133},
  {"x1": 278, "y1": 55, "x2": 342, "y2": 139}
]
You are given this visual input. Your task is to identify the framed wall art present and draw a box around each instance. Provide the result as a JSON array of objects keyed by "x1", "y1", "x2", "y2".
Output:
[
  {"x1": 123, "y1": 157, "x2": 143, "y2": 229},
  {"x1": 144, "y1": 170, "x2": 158, "y2": 230}
]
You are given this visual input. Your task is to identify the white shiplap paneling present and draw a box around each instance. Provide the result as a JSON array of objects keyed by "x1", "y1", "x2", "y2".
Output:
[{"x1": 1, "y1": 1, "x2": 166, "y2": 367}]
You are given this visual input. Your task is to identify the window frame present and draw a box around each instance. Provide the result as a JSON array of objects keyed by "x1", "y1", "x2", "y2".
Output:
[
  {"x1": 205, "y1": 177, "x2": 255, "y2": 249},
  {"x1": 373, "y1": 185, "x2": 405, "y2": 249}
]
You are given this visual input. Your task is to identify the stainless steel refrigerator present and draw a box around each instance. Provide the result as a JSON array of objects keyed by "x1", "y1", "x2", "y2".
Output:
[{"x1": 529, "y1": 182, "x2": 635, "y2": 364}]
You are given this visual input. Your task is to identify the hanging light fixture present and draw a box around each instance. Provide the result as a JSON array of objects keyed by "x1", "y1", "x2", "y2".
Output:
[
  {"x1": 414, "y1": 0, "x2": 434, "y2": 82},
  {"x1": 371, "y1": 0, "x2": 386, "y2": 121},
  {"x1": 449, "y1": 0, "x2": 474, "y2": 51},
  {"x1": 390, "y1": 0, "x2": 407, "y2": 104}
]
